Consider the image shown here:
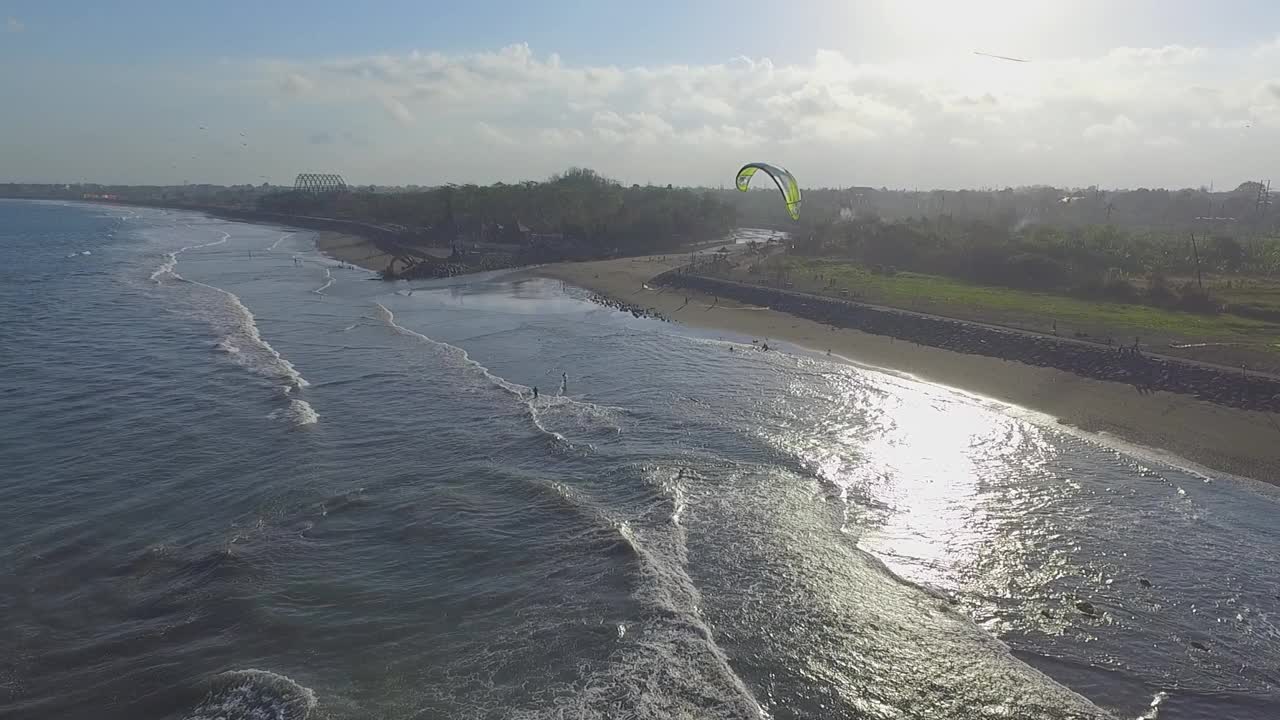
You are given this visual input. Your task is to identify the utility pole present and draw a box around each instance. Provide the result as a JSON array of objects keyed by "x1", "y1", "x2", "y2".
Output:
[{"x1": 1190, "y1": 232, "x2": 1204, "y2": 291}]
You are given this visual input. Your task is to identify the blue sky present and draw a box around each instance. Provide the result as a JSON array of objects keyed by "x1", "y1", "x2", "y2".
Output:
[{"x1": 4, "y1": 1, "x2": 1280, "y2": 187}]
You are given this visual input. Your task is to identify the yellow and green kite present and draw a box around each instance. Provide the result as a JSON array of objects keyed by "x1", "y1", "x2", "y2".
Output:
[{"x1": 735, "y1": 162, "x2": 802, "y2": 220}]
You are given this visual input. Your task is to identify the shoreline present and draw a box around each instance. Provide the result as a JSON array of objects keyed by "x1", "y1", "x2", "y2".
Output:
[
  {"x1": 314, "y1": 231, "x2": 397, "y2": 271},
  {"x1": 306, "y1": 228, "x2": 1280, "y2": 484},
  {"x1": 529, "y1": 257, "x2": 1280, "y2": 486}
]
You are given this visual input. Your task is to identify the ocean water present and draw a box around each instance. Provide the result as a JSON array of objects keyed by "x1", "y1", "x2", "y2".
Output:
[{"x1": 2, "y1": 200, "x2": 1279, "y2": 720}]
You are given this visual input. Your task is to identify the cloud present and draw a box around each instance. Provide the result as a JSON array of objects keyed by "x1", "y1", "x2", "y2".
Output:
[
  {"x1": 1083, "y1": 115, "x2": 1138, "y2": 139},
  {"x1": 4, "y1": 16, "x2": 23, "y2": 32},
  {"x1": 476, "y1": 121, "x2": 515, "y2": 145},
  {"x1": 1106, "y1": 45, "x2": 1206, "y2": 66},
  {"x1": 379, "y1": 95, "x2": 414, "y2": 126},
  {"x1": 277, "y1": 73, "x2": 313, "y2": 97},
  {"x1": 128, "y1": 38, "x2": 1280, "y2": 185}
]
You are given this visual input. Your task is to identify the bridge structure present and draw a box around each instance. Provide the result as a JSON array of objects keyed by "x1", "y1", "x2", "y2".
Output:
[{"x1": 293, "y1": 173, "x2": 348, "y2": 194}]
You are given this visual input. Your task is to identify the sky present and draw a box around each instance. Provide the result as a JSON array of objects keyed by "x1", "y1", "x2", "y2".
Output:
[{"x1": 3, "y1": 0, "x2": 1280, "y2": 189}]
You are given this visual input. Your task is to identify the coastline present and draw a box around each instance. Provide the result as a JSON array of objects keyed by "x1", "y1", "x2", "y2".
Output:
[
  {"x1": 309, "y1": 229, "x2": 1280, "y2": 484},
  {"x1": 314, "y1": 231, "x2": 396, "y2": 272},
  {"x1": 529, "y1": 257, "x2": 1280, "y2": 486}
]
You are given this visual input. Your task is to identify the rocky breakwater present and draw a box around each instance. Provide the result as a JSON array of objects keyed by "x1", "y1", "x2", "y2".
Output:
[
  {"x1": 658, "y1": 272, "x2": 1280, "y2": 414},
  {"x1": 584, "y1": 292, "x2": 671, "y2": 322}
]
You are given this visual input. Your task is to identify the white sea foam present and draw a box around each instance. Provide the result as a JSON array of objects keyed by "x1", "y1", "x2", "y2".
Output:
[
  {"x1": 214, "y1": 339, "x2": 241, "y2": 354},
  {"x1": 183, "y1": 669, "x2": 316, "y2": 720},
  {"x1": 187, "y1": 278, "x2": 310, "y2": 392},
  {"x1": 150, "y1": 230, "x2": 229, "y2": 283},
  {"x1": 514, "y1": 472, "x2": 764, "y2": 720},
  {"x1": 376, "y1": 303, "x2": 525, "y2": 397},
  {"x1": 268, "y1": 232, "x2": 294, "y2": 251},
  {"x1": 377, "y1": 302, "x2": 577, "y2": 446},
  {"x1": 1138, "y1": 691, "x2": 1169, "y2": 719},
  {"x1": 268, "y1": 398, "x2": 320, "y2": 427},
  {"x1": 313, "y1": 267, "x2": 334, "y2": 295}
]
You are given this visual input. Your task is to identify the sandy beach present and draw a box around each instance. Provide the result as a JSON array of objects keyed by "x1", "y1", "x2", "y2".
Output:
[
  {"x1": 314, "y1": 231, "x2": 396, "y2": 272},
  {"x1": 531, "y1": 256, "x2": 1280, "y2": 485}
]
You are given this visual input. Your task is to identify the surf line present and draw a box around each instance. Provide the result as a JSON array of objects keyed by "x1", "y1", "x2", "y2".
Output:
[
  {"x1": 150, "y1": 229, "x2": 231, "y2": 283},
  {"x1": 374, "y1": 302, "x2": 575, "y2": 447},
  {"x1": 268, "y1": 232, "x2": 295, "y2": 251},
  {"x1": 313, "y1": 267, "x2": 334, "y2": 295}
]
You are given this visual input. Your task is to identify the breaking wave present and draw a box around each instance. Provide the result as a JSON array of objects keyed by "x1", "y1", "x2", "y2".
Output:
[
  {"x1": 313, "y1": 267, "x2": 334, "y2": 295},
  {"x1": 268, "y1": 398, "x2": 320, "y2": 427},
  {"x1": 186, "y1": 278, "x2": 310, "y2": 392},
  {"x1": 183, "y1": 669, "x2": 316, "y2": 720},
  {"x1": 150, "y1": 229, "x2": 229, "y2": 283}
]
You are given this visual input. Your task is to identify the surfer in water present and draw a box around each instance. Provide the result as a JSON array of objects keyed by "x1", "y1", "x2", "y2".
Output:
[
  {"x1": 561, "y1": 372, "x2": 568, "y2": 393},
  {"x1": 533, "y1": 386, "x2": 539, "y2": 400}
]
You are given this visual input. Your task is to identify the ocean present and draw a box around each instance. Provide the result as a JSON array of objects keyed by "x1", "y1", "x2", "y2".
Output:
[{"x1": 2, "y1": 200, "x2": 1278, "y2": 720}]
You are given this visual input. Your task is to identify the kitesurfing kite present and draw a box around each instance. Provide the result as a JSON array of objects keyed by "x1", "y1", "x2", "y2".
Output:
[{"x1": 736, "y1": 163, "x2": 802, "y2": 220}]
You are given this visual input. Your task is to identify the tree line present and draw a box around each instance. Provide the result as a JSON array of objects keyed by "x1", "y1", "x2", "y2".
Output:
[
  {"x1": 721, "y1": 181, "x2": 1277, "y2": 233},
  {"x1": 785, "y1": 213, "x2": 1280, "y2": 316},
  {"x1": 257, "y1": 168, "x2": 737, "y2": 258}
]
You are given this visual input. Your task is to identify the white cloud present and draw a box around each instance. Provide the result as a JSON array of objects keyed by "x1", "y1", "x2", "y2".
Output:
[
  {"x1": 277, "y1": 73, "x2": 313, "y2": 97},
  {"x1": 30, "y1": 37, "x2": 1280, "y2": 187},
  {"x1": 1106, "y1": 45, "x2": 1207, "y2": 66},
  {"x1": 476, "y1": 121, "x2": 515, "y2": 145},
  {"x1": 379, "y1": 95, "x2": 415, "y2": 126},
  {"x1": 4, "y1": 16, "x2": 23, "y2": 33},
  {"x1": 1082, "y1": 115, "x2": 1138, "y2": 140}
]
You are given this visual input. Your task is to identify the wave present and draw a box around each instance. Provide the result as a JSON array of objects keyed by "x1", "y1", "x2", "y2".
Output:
[
  {"x1": 515, "y1": 467, "x2": 765, "y2": 720},
  {"x1": 150, "y1": 229, "x2": 230, "y2": 283},
  {"x1": 185, "y1": 278, "x2": 310, "y2": 392},
  {"x1": 313, "y1": 267, "x2": 334, "y2": 295},
  {"x1": 183, "y1": 669, "x2": 316, "y2": 720},
  {"x1": 268, "y1": 232, "x2": 295, "y2": 251},
  {"x1": 375, "y1": 302, "x2": 629, "y2": 447},
  {"x1": 375, "y1": 302, "x2": 576, "y2": 448},
  {"x1": 268, "y1": 398, "x2": 320, "y2": 427},
  {"x1": 214, "y1": 339, "x2": 241, "y2": 354}
]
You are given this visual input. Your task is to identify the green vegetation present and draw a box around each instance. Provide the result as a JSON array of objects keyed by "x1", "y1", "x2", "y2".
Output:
[
  {"x1": 258, "y1": 168, "x2": 736, "y2": 258},
  {"x1": 750, "y1": 257, "x2": 1276, "y2": 344}
]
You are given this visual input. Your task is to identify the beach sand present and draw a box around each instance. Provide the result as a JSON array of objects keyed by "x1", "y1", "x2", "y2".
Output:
[
  {"x1": 315, "y1": 231, "x2": 395, "y2": 273},
  {"x1": 532, "y1": 256, "x2": 1280, "y2": 485}
]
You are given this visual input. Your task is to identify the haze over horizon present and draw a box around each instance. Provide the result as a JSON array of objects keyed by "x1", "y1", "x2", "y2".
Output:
[{"x1": 4, "y1": 0, "x2": 1279, "y2": 189}]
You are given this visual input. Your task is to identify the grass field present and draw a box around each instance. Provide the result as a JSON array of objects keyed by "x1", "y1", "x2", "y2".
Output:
[{"x1": 723, "y1": 256, "x2": 1280, "y2": 368}]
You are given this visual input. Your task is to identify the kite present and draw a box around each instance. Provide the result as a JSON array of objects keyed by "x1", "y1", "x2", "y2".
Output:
[{"x1": 736, "y1": 163, "x2": 802, "y2": 220}]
